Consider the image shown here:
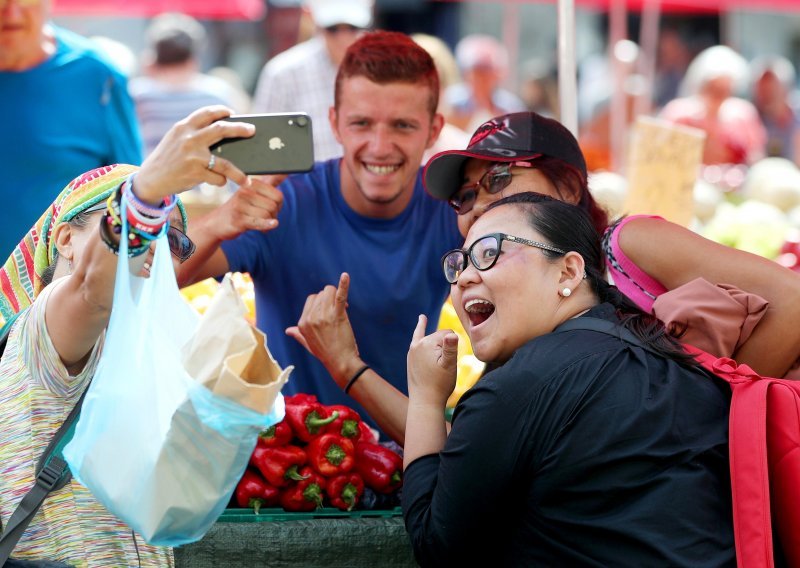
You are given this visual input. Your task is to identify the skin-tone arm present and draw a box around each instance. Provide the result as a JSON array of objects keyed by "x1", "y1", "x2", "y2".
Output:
[
  {"x1": 176, "y1": 174, "x2": 286, "y2": 287},
  {"x1": 618, "y1": 216, "x2": 800, "y2": 377},
  {"x1": 286, "y1": 272, "x2": 411, "y2": 445},
  {"x1": 45, "y1": 106, "x2": 256, "y2": 372},
  {"x1": 404, "y1": 315, "x2": 459, "y2": 467}
]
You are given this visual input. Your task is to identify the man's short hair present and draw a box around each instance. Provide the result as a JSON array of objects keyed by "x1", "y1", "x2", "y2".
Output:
[
  {"x1": 334, "y1": 30, "x2": 440, "y2": 116},
  {"x1": 146, "y1": 12, "x2": 206, "y2": 66}
]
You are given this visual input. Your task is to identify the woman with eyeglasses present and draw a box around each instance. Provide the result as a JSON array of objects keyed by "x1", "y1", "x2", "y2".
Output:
[
  {"x1": 424, "y1": 111, "x2": 800, "y2": 380},
  {"x1": 403, "y1": 192, "x2": 735, "y2": 566},
  {"x1": 0, "y1": 106, "x2": 257, "y2": 566}
]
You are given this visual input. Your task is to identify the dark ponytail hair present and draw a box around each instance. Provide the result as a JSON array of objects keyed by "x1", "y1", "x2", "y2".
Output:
[
  {"x1": 526, "y1": 155, "x2": 609, "y2": 236},
  {"x1": 486, "y1": 192, "x2": 695, "y2": 364}
]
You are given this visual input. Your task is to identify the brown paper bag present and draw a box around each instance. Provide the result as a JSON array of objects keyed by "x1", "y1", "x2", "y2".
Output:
[{"x1": 181, "y1": 274, "x2": 291, "y2": 413}]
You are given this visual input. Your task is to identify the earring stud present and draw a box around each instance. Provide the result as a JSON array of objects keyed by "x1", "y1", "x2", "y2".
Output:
[{"x1": 561, "y1": 287, "x2": 572, "y2": 297}]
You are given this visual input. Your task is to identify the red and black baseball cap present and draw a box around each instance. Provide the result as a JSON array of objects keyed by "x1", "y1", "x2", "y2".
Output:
[{"x1": 424, "y1": 111, "x2": 587, "y2": 200}]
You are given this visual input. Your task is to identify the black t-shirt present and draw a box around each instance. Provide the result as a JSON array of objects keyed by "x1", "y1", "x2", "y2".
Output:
[{"x1": 403, "y1": 304, "x2": 734, "y2": 567}]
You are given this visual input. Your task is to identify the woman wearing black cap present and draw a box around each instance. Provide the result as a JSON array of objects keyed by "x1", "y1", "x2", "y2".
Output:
[{"x1": 424, "y1": 111, "x2": 800, "y2": 381}]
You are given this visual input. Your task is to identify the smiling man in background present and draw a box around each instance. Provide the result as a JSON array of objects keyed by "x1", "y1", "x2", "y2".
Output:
[{"x1": 179, "y1": 31, "x2": 460, "y2": 443}]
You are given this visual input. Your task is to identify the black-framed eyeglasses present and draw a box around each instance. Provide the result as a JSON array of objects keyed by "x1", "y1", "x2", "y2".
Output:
[
  {"x1": 441, "y1": 232, "x2": 565, "y2": 284},
  {"x1": 448, "y1": 161, "x2": 532, "y2": 215},
  {"x1": 166, "y1": 226, "x2": 196, "y2": 263}
]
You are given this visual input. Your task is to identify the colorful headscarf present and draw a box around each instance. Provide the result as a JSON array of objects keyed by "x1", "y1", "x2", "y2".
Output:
[{"x1": 0, "y1": 164, "x2": 188, "y2": 334}]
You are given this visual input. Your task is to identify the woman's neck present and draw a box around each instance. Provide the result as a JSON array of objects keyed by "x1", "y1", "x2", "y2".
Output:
[{"x1": 570, "y1": 308, "x2": 592, "y2": 319}]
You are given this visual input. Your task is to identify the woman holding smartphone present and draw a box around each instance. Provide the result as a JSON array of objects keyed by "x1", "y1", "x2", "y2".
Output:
[{"x1": 0, "y1": 106, "x2": 260, "y2": 566}]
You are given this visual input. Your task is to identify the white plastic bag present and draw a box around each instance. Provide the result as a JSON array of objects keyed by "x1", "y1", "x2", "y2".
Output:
[{"x1": 63, "y1": 213, "x2": 288, "y2": 546}]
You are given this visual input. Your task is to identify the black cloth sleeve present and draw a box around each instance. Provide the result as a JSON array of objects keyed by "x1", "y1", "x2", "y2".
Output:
[{"x1": 401, "y1": 373, "x2": 545, "y2": 567}]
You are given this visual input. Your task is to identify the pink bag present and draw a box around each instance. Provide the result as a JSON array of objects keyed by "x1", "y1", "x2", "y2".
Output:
[{"x1": 651, "y1": 277, "x2": 768, "y2": 359}]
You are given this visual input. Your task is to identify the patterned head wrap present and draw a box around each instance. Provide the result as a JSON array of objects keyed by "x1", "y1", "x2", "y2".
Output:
[{"x1": 0, "y1": 164, "x2": 188, "y2": 333}]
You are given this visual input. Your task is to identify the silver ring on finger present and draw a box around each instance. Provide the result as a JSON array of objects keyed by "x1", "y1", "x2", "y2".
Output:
[{"x1": 207, "y1": 154, "x2": 216, "y2": 171}]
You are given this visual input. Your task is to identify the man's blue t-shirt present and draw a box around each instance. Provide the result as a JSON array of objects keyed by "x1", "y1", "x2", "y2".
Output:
[
  {"x1": 0, "y1": 26, "x2": 142, "y2": 256},
  {"x1": 222, "y1": 159, "x2": 462, "y2": 432}
]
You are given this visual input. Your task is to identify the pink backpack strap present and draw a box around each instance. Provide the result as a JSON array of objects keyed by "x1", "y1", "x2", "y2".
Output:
[
  {"x1": 729, "y1": 379, "x2": 773, "y2": 568},
  {"x1": 688, "y1": 348, "x2": 774, "y2": 568}
]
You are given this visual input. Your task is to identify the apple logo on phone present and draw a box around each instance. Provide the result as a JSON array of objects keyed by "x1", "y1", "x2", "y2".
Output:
[{"x1": 269, "y1": 137, "x2": 285, "y2": 150}]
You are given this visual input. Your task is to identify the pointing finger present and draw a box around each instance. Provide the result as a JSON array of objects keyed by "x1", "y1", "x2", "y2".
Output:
[
  {"x1": 411, "y1": 314, "x2": 427, "y2": 344},
  {"x1": 335, "y1": 273, "x2": 350, "y2": 312}
]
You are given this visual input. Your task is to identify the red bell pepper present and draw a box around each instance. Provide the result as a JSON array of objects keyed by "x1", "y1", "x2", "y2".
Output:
[
  {"x1": 250, "y1": 444, "x2": 309, "y2": 488},
  {"x1": 285, "y1": 400, "x2": 339, "y2": 443},
  {"x1": 326, "y1": 404, "x2": 363, "y2": 439},
  {"x1": 235, "y1": 469, "x2": 280, "y2": 514},
  {"x1": 257, "y1": 420, "x2": 293, "y2": 448},
  {"x1": 355, "y1": 442, "x2": 403, "y2": 494},
  {"x1": 357, "y1": 421, "x2": 377, "y2": 444},
  {"x1": 307, "y1": 433, "x2": 356, "y2": 477},
  {"x1": 327, "y1": 472, "x2": 365, "y2": 512},
  {"x1": 285, "y1": 393, "x2": 318, "y2": 405},
  {"x1": 279, "y1": 466, "x2": 327, "y2": 512},
  {"x1": 325, "y1": 406, "x2": 376, "y2": 443}
]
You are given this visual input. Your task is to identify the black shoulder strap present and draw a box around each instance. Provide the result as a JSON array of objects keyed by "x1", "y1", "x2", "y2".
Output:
[
  {"x1": 557, "y1": 317, "x2": 710, "y2": 377},
  {"x1": 556, "y1": 316, "x2": 649, "y2": 350},
  {"x1": 0, "y1": 315, "x2": 88, "y2": 565}
]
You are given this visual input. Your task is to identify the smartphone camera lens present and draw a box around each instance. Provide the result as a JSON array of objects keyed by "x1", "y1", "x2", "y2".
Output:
[{"x1": 296, "y1": 116, "x2": 309, "y2": 127}]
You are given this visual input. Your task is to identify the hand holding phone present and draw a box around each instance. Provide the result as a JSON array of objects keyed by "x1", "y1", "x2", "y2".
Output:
[{"x1": 210, "y1": 113, "x2": 315, "y2": 175}]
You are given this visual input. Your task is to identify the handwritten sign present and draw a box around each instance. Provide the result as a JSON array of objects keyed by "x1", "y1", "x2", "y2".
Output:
[{"x1": 622, "y1": 116, "x2": 706, "y2": 227}]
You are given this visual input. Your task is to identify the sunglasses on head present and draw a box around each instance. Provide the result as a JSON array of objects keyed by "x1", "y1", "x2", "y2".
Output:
[{"x1": 448, "y1": 161, "x2": 532, "y2": 216}]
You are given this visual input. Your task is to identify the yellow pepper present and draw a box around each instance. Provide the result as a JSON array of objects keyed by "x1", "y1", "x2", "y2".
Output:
[{"x1": 437, "y1": 299, "x2": 485, "y2": 408}]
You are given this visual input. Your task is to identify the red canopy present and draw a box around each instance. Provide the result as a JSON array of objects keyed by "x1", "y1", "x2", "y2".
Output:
[
  {"x1": 579, "y1": 0, "x2": 800, "y2": 12},
  {"x1": 51, "y1": 0, "x2": 266, "y2": 20},
  {"x1": 436, "y1": 0, "x2": 800, "y2": 13}
]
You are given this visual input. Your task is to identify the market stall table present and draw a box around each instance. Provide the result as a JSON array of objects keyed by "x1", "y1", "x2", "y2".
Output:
[{"x1": 174, "y1": 508, "x2": 418, "y2": 568}]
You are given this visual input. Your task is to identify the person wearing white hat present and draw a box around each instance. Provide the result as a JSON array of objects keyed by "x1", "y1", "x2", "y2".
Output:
[{"x1": 252, "y1": 0, "x2": 374, "y2": 161}]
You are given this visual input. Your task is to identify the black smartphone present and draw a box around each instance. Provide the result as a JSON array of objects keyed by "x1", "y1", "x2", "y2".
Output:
[{"x1": 210, "y1": 113, "x2": 315, "y2": 175}]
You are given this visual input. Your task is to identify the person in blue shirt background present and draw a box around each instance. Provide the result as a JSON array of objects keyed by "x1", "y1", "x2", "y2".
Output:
[{"x1": 0, "y1": 0, "x2": 142, "y2": 257}]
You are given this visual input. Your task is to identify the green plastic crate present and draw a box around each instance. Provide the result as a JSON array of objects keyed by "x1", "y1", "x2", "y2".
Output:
[{"x1": 218, "y1": 507, "x2": 403, "y2": 522}]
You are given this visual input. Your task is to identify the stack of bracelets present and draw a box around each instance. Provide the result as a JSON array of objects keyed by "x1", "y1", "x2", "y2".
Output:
[{"x1": 99, "y1": 174, "x2": 177, "y2": 257}]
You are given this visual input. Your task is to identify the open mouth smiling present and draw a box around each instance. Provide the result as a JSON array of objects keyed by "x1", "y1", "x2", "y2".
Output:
[
  {"x1": 464, "y1": 298, "x2": 495, "y2": 327},
  {"x1": 364, "y1": 163, "x2": 401, "y2": 175}
]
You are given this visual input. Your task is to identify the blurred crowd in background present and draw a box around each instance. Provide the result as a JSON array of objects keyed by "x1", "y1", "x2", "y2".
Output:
[{"x1": 5, "y1": 0, "x2": 800, "y2": 266}]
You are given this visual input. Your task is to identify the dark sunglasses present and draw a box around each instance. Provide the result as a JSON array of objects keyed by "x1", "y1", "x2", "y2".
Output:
[
  {"x1": 83, "y1": 201, "x2": 195, "y2": 262},
  {"x1": 166, "y1": 226, "x2": 196, "y2": 263},
  {"x1": 448, "y1": 161, "x2": 532, "y2": 215},
  {"x1": 441, "y1": 232, "x2": 565, "y2": 284}
]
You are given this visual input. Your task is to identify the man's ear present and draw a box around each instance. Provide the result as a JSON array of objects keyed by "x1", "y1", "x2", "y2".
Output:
[
  {"x1": 329, "y1": 106, "x2": 342, "y2": 144},
  {"x1": 426, "y1": 112, "x2": 445, "y2": 150},
  {"x1": 52, "y1": 222, "x2": 74, "y2": 263},
  {"x1": 559, "y1": 251, "x2": 586, "y2": 290}
]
